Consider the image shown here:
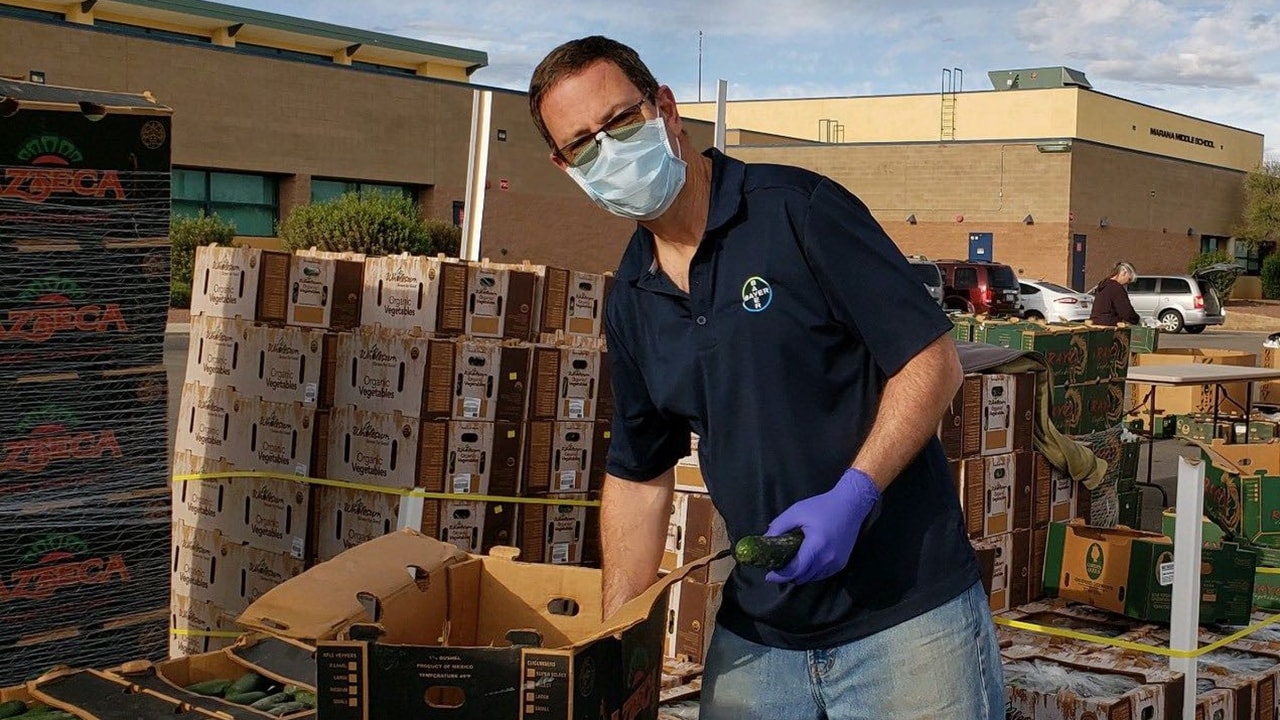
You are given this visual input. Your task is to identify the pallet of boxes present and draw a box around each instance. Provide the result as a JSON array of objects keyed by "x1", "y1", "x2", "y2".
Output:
[
  {"x1": 173, "y1": 245, "x2": 619, "y2": 655},
  {"x1": 0, "y1": 79, "x2": 174, "y2": 686}
]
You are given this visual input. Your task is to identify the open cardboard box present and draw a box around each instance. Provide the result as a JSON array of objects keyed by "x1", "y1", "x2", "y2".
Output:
[
  {"x1": 1200, "y1": 440, "x2": 1280, "y2": 548},
  {"x1": 238, "y1": 529, "x2": 719, "y2": 720}
]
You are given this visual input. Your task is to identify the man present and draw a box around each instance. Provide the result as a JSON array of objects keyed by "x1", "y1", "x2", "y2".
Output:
[
  {"x1": 1089, "y1": 262, "x2": 1141, "y2": 326},
  {"x1": 529, "y1": 36, "x2": 1003, "y2": 719}
]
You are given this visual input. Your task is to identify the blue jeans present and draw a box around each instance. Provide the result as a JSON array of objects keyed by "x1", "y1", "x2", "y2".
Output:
[{"x1": 700, "y1": 581, "x2": 1003, "y2": 720}]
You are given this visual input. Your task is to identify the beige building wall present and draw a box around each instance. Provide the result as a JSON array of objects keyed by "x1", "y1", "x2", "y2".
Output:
[
  {"x1": 0, "y1": 15, "x2": 715, "y2": 272},
  {"x1": 729, "y1": 139, "x2": 1246, "y2": 288},
  {"x1": 685, "y1": 87, "x2": 1263, "y2": 172}
]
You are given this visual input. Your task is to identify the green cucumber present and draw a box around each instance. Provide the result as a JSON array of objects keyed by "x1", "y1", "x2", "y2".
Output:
[
  {"x1": 0, "y1": 701, "x2": 26, "y2": 718},
  {"x1": 228, "y1": 672, "x2": 265, "y2": 696},
  {"x1": 268, "y1": 702, "x2": 307, "y2": 716},
  {"x1": 185, "y1": 679, "x2": 233, "y2": 696},
  {"x1": 291, "y1": 690, "x2": 316, "y2": 708},
  {"x1": 733, "y1": 530, "x2": 804, "y2": 570},
  {"x1": 250, "y1": 693, "x2": 294, "y2": 711},
  {"x1": 225, "y1": 691, "x2": 269, "y2": 705}
]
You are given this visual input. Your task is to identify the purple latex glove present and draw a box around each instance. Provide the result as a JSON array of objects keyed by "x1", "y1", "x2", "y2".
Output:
[{"x1": 764, "y1": 468, "x2": 881, "y2": 585}]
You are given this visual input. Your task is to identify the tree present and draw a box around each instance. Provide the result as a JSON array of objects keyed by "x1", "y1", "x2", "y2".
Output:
[
  {"x1": 171, "y1": 212, "x2": 236, "y2": 308},
  {"x1": 279, "y1": 191, "x2": 456, "y2": 257},
  {"x1": 1237, "y1": 159, "x2": 1280, "y2": 244},
  {"x1": 1263, "y1": 254, "x2": 1280, "y2": 300},
  {"x1": 1186, "y1": 250, "x2": 1240, "y2": 300}
]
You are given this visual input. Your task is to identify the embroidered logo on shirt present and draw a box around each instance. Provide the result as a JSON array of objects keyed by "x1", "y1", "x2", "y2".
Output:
[{"x1": 741, "y1": 277, "x2": 772, "y2": 313}]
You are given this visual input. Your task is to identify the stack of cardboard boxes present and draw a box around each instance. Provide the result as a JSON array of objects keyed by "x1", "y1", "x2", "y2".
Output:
[
  {"x1": 172, "y1": 246, "x2": 615, "y2": 656},
  {"x1": 0, "y1": 81, "x2": 174, "y2": 683},
  {"x1": 940, "y1": 369, "x2": 1046, "y2": 614},
  {"x1": 660, "y1": 439, "x2": 733, "y2": 665}
]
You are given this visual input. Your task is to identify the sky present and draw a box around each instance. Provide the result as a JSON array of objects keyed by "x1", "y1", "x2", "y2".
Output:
[{"x1": 229, "y1": 0, "x2": 1280, "y2": 160}]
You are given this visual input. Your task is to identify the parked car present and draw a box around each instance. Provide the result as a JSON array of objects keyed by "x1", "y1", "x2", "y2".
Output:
[
  {"x1": 907, "y1": 255, "x2": 944, "y2": 306},
  {"x1": 1119, "y1": 264, "x2": 1240, "y2": 333},
  {"x1": 934, "y1": 259, "x2": 1022, "y2": 316},
  {"x1": 1019, "y1": 279, "x2": 1092, "y2": 323}
]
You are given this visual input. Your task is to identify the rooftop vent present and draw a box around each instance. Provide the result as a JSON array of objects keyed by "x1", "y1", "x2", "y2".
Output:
[{"x1": 988, "y1": 67, "x2": 1092, "y2": 91}]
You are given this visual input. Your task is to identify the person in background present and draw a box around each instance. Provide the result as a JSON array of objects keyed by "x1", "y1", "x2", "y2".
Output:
[
  {"x1": 528, "y1": 35, "x2": 1002, "y2": 720},
  {"x1": 1089, "y1": 262, "x2": 1140, "y2": 325}
]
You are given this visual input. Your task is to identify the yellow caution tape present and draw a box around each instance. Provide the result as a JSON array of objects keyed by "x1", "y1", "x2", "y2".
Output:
[
  {"x1": 1257, "y1": 567, "x2": 1280, "y2": 575},
  {"x1": 171, "y1": 471, "x2": 602, "y2": 508},
  {"x1": 994, "y1": 610, "x2": 1280, "y2": 659},
  {"x1": 169, "y1": 628, "x2": 242, "y2": 639}
]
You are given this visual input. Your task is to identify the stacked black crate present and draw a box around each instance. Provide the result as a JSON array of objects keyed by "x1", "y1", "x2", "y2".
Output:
[{"x1": 0, "y1": 78, "x2": 173, "y2": 683}]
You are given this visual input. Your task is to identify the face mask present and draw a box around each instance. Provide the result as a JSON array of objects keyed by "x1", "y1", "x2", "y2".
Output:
[{"x1": 566, "y1": 113, "x2": 687, "y2": 221}]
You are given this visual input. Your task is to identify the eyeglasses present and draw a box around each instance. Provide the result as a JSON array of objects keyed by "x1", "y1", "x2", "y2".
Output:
[{"x1": 555, "y1": 98, "x2": 651, "y2": 168}]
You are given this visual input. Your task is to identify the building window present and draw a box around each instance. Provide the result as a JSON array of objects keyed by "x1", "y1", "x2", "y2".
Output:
[
  {"x1": 236, "y1": 42, "x2": 331, "y2": 66},
  {"x1": 1234, "y1": 240, "x2": 1275, "y2": 276},
  {"x1": 173, "y1": 168, "x2": 279, "y2": 237},
  {"x1": 452, "y1": 201, "x2": 466, "y2": 227},
  {"x1": 95, "y1": 20, "x2": 210, "y2": 45},
  {"x1": 311, "y1": 179, "x2": 414, "y2": 203}
]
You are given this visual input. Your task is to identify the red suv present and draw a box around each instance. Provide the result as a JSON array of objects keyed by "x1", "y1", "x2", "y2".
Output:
[{"x1": 934, "y1": 259, "x2": 1022, "y2": 316}]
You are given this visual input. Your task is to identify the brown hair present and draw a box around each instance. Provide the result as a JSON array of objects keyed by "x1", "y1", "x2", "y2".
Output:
[{"x1": 528, "y1": 36, "x2": 659, "y2": 149}]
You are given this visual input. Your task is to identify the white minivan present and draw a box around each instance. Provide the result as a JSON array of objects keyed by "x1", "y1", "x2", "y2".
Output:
[{"x1": 1124, "y1": 264, "x2": 1240, "y2": 333}]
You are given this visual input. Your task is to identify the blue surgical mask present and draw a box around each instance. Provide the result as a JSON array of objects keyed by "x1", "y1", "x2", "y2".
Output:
[{"x1": 566, "y1": 113, "x2": 687, "y2": 221}]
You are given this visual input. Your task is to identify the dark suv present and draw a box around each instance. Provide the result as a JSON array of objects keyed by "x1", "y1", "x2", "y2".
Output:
[{"x1": 934, "y1": 259, "x2": 1022, "y2": 316}]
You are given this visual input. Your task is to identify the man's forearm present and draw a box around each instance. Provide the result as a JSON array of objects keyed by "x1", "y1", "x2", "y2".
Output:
[
  {"x1": 853, "y1": 335, "x2": 964, "y2": 490},
  {"x1": 600, "y1": 469, "x2": 674, "y2": 620}
]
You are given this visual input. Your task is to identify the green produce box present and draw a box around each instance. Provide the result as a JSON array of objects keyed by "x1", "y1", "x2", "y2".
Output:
[
  {"x1": 1177, "y1": 414, "x2": 1235, "y2": 443},
  {"x1": 1160, "y1": 510, "x2": 1228, "y2": 547},
  {"x1": 1044, "y1": 520, "x2": 1256, "y2": 625},
  {"x1": 1200, "y1": 441, "x2": 1280, "y2": 549},
  {"x1": 1118, "y1": 441, "x2": 1141, "y2": 485},
  {"x1": 1050, "y1": 383, "x2": 1086, "y2": 436},
  {"x1": 950, "y1": 314, "x2": 974, "y2": 343},
  {"x1": 1245, "y1": 418, "x2": 1280, "y2": 443},
  {"x1": 1117, "y1": 488, "x2": 1141, "y2": 529},
  {"x1": 974, "y1": 321, "x2": 1090, "y2": 387},
  {"x1": 1129, "y1": 325, "x2": 1160, "y2": 355},
  {"x1": 1087, "y1": 325, "x2": 1131, "y2": 383},
  {"x1": 1254, "y1": 566, "x2": 1280, "y2": 611}
]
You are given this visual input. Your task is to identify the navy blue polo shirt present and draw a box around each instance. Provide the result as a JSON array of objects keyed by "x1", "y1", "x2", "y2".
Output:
[{"x1": 604, "y1": 148, "x2": 980, "y2": 650}]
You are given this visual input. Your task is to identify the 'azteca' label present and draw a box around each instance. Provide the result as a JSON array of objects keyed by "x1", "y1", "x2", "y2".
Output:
[
  {"x1": 1, "y1": 278, "x2": 129, "y2": 343},
  {"x1": 1, "y1": 533, "x2": 130, "y2": 602},
  {"x1": 1, "y1": 406, "x2": 122, "y2": 475}
]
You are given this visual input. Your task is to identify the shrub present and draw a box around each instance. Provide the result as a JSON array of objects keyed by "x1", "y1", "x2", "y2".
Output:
[
  {"x1": 1186, "y1": 249, "x2": 1241, "y2": 301},
  {"x1": 170, "y1": 279, "x2": 192, "y2": 309},
  {"x1": 1263, "y1": 254, "x2": 1280, "y2": 299},
  {"x1": 171, "y1": 212, "x2": 237, "y2": 290},
  {"x1": 279, "y1": 192, "x2": 449, "y2": 256}
]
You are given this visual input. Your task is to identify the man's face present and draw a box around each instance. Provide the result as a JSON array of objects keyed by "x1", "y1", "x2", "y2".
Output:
[{"x1": 539, "y1": 60, "x2": 666, "y2": 170}]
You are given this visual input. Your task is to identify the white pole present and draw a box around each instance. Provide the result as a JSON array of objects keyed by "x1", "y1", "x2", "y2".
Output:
[
  {"x1": 461, "y1": 89, "x2": 493, "y2": 262},
  {"x1": 1169, "y1": 455, "x2": 1205, "y2": 720},
  {"x1": 714, "y1": 79, "x2": 728, "y2": 152}
]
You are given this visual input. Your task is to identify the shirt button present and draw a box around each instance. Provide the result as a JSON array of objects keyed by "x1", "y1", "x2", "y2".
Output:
[{"x1": 696, "y1": 315, "x2": 708, "y2": 325}]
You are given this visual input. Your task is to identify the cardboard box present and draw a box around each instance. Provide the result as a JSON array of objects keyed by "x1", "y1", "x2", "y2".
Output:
[
  {"x1": 286, "y1": 252, "x2": 363, "y2": 330},
  {"x1": 333, "y1": 326, "x2": 432, "y2": 417},
  {"x1": 1088, "y1": 325, "x2": 1131, "y2": 383},
  {"x1": 360, "y1": 253, "x2": 466, "y2": 334},
  {"x1": 959, "y1": 451, "x2": 1034, "y2": 538},
  {"x1": 971, "y1": 529, "x2": 1030, "y2": 613},
  {"x1": 325, "y1": 406, "x2": 421, "y2": 490},
  {"x1": 461, "y1": 260, "x2": 539, "y2": 341},
  {"x1": 239, "y1": 322, "x2": 328, "y2": 405},
  {"x1": 538, "y1": 266, "x2": 611, "y2": 338},
  {"x1": 185, "y1": 315, "x2": 250, "y2": 391},
  {"x1": 1033, "y1": 452, "x2": 1077, "y2": 526},
  {"x1": 519, "y1": 495, "x2": 601, "y2": 565},
  {"x1": 1043, "y1": 520, "x2": 1257, "y2": 625},
  {"x1": 126, "y1": 643, "x2": 313, "y2": 715},
  {"x1": 190, "y1": 245, "x2": 290, "y2": 323},
  {"x1": 418, "y1": 420, "x2": 524, "y2": 496},
  {"x1": 1264, "y1": 345, "x2": 1280, "y2": 405},
  {"x1": 232, "y1": 397, "x2": 316, "y2": 477},
  {"x1": 222, "y1": 476, "x2": 311, "y2": 560},
  {"x1": 171, "y1": 451, "x2": 236, "y2": 535},
  {"x1": 219, "y1": 541, "x2": 307, "y2": 616},
  {"x1": 973, "y1": 321, "x2": 1090, "y2": 387},
  {"x1": 1179, "y1": 413, "x2": 1237, "y2": 442},
  {"x1": 1003, "y1": 653, "x2": 1166, "y2": 720},
  {"x1": 660, "y1": 492, "x2": 733, "y2": 584},
  {"x1": 170, "y1": 522, "x2": 228, "y2": 608},
  {"x1": 168, "y1": 593, "x2": 237, "y2": 658},
  {"x1": 239, "y1": 530, "x2": 696, "y2": 720},
  {"x1": 422, "y1": 336, "x2": 530, "y2": 423},
  {"x1": 939, "y1": 372, "x2": 1034, "y2": 459},
  {"x1": 667, "y1": 579, "x2": 723, "y2": 665},
  {"x1": 1131, "y1": 348, "x2": 1257, "y2": 417},
  {"x1": 174, "y1": 382, "x2": 244, "y2": 464},
  {"x1": 522, "y1": 420, "x2": 609, "y2": 495},
  {"x1": 527, "y1": 344, "x2": 603, "y2": 422},
  {"x1": 1160, "y1": 509, "x2": 1228, "y2": 546},
  {"x1": 420, "y1": 498, "x2": 518, "y2": 555},
  {"x1": 311, "y1": 485, "x2": 402, "y2": 563},
  {"x1": 1201, "y1": 440, "x2": 1280, "y2": 548},
  {"x1": 674, "y1": 456, "x2": 706, "y2": 493},
  {"x1": 1129, "y1": 324, "x2": 1160, "y2": 354}
]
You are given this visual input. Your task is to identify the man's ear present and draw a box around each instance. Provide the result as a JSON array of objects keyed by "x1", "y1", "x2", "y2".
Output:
[
  {"x1": 655, "y1": 85, "x2": 682, "y2": 133},
  {"x1": 549, "y1": 150, "x2": 568, "y2": 170}
]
